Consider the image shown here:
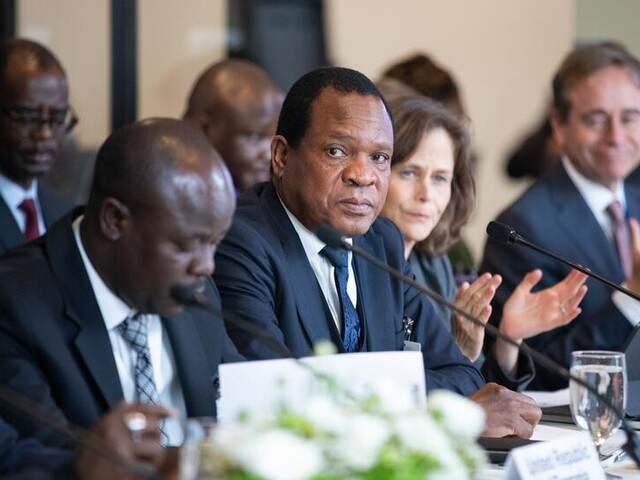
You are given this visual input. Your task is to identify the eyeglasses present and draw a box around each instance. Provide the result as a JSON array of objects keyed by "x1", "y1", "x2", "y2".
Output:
[{"x1": 0, "y1": 105, "x2": 79, "y2": 135}]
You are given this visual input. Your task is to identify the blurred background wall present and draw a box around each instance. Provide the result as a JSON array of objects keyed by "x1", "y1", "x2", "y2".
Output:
[{"x1": 12, "y1": 0, "x2": 640, "y2": 257}]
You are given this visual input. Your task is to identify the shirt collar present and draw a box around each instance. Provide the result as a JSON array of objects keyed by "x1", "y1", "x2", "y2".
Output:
[
  {"x1": 562, "y1": 156, "x2": 626, "y2": 214},
  {"x1": 0, "y1": 171, "x2": 38, "y2": 208},
  {"x1": 72, "y1": 215, "x2": 136, "y2": 330},
  {"x1": 277, "y1": 194, "x2": 353, "y2": 257}
]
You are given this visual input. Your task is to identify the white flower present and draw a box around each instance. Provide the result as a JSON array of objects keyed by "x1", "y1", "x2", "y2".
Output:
[
  {"x1": 428, "y1": 462, "x2": 471, "y2": 480},
  {"x1": 428, "y1": 389, "x2": 485, "y2": 441},
  {"x1": 211, "y1": 424, "x2": 255, "y2": 458},
  {"x1": 313, "y1": 340, "x2": 338, "y2": 356},
  {"x1": 329, "y1": 413, "x2": 391, "y2": 470},
  {"x1": 231, "y1": 429, "x2": 324, "y2": 480},
  {"x1": 395, "y1": 412, "x2": 451, "y2": 455},
  {"x1": 200, "y1": 378, "x2": 486, "y2": 479},
  {"x1": 301, "y1": 395, "x2": 349, "y2": 435}
]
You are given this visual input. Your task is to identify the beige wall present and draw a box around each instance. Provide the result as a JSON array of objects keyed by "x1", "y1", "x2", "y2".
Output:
[
  {"x1": 16, "y1": 0, "x2": 576, "y2": 260},
  {"x1": 576, "y1": 0, "x2": 640, "y2": 58},
  {"x1": 138, "y1": 0, "x2": 227, "y2": 120},
  {"x1": 17, "y1": 0, "x2": 110, "y2": 149},
  {"x1": 326, "y1": 0, "x2": 574, "y2": 259}
]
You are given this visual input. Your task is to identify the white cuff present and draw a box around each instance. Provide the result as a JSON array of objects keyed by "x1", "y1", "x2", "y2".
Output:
[{"x1": 612, "y1": 285, "x2": 640, "y2": 326}]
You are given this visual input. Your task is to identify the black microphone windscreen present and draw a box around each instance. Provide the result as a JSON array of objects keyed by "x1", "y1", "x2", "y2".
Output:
[
  {"x1": 316, "y1": 224, "x2": 346, "y2": 248},
  {"x1": 486, "y1": 221, "x2": 517, "y2": 244},
  {"x1": 170, "y1": 284, "x2": 198, "y2": 306}
]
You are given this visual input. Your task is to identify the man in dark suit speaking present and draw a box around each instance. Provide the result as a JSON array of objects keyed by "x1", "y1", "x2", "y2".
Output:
[
  {"x1": 214, "y1": 66, "x2": 542, "y2": 438},
  {"x1": 0, "y1": 118, "x2": 241, "y2": 449},
  {"x1": 482, "y1": 42, "x2": 640, "y2": 391}
]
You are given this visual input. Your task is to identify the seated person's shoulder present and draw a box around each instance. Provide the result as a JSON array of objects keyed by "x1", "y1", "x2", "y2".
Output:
[
  {"x1": 0, "y1": 244, "x2": 50, "y2": 284},
  {"x1": 369, "y1": 216, "x2": 405, "y2": 248}
]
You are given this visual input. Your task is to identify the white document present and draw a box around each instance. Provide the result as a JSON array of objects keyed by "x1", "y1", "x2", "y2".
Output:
[
  {"x1": 218, "y1": 351, "x2": 426, "y2": 423},
  {"x1": 523, "y1": 388, "x2": 570, "y2": 407}
]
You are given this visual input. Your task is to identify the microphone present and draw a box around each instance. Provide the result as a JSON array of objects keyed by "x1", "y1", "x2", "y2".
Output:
[
  {"x1": 316, "y1": 223, "x2": 640, "y2": 468},
  {"x1": 170, "y1": 284, "x2": 297, "y2": 360},
  {"x1": 486, "y1": 220, "x2": 640, "y2": 302}
]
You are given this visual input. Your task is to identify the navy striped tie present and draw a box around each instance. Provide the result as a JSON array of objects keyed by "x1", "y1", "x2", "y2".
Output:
[
  {"x1": 118, "y1": 314, "x2": 168, "y2": 445},
  {"x1": 321, "y1": 245, "x2": 361, "y2": 352}
]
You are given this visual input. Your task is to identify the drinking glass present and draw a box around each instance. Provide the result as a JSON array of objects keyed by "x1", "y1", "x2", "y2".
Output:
[
  {"x1": 179, "y1": 417, "x2": 217, "y2": 480},
  {"x1": 569, "y1": 350, "x2": 627, "y2": 454}
]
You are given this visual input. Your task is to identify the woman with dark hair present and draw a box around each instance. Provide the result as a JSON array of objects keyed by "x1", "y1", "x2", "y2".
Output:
[{"x1": 380, "y1": 94, "x2": 588, "y2": 388}]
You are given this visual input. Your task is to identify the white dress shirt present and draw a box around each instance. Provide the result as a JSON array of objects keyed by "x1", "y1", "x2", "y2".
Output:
[
  {"x1": 562, "y1": 157, "x2": 640, "y2": 325},
  {"x1": 280, "y1": 200, "x2": 357, "y2": 334},
  {"x1": 72, "y1": 215, "x2": 187, "y2": 445},
  {"x1": 0, "y1": 172, "x2": 46, "y2": 235}
]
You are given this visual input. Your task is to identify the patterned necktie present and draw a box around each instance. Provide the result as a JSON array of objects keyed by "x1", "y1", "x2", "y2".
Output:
[
  {"x1": 117, "y1": 314, "x2": 168, "y2": 445},
  {"x1": 320, "y1": 245, "x2": 361, "y2": 352},
  {"x1": 607, "y1": 201, "x2": 632, "y2": 279},
  {"x1": 18, "y1": 198, "x2": 40, "y2": 241}
]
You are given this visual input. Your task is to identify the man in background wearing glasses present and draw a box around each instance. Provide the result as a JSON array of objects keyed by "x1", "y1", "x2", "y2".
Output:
[{"x1": 0, "y1": 38, "x2": 77, "y2": 254}]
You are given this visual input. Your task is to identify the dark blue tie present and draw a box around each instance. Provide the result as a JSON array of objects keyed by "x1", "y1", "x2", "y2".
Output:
[{"x1": 321, "y1": 245, "x2": 361, "y2": 352}]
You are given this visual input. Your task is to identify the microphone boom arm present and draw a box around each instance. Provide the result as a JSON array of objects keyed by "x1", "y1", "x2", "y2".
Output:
[{"x1": 512, "y1": 233, "x2": 640, "y2": 302}]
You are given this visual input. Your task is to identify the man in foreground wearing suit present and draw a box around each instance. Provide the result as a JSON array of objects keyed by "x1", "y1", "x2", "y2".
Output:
[
  {"x1": 0, "y1": 118, "x2": 240, "y2": 451},
  {"x1": 0, "y1": 38, "x2": 75, "y2": 253},
  {"x1": 482, "y1": 42, "x2": 640, "y2": 390},
  {"x1": 214, "y1": 66, "x2": 542, "y2": 438}
]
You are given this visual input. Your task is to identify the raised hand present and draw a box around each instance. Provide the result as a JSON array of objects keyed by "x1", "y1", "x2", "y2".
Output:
[
  {"x1": 75, "y1": 401, "x2": 174, "y2": 480},
  {"x1": 501, "y1": 269, "x2": 588, "y2": 339},
  {"x1": 452, "y1": 272, "x2": 502, "y2": 361},
  {"x1": 495, "y1": 269, "x2": 588, "y2": 374}
]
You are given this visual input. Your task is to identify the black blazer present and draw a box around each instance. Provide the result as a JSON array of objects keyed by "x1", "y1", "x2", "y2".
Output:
[
  {"x1": 214, "y1": 182, "x2": 484, "y2": 396},
  {"x1": 0, "y1": 210, "x2": 241, "y2": 447},
  {"x1": 0, "y1": 417, "x2": 73, "y2": 477}
]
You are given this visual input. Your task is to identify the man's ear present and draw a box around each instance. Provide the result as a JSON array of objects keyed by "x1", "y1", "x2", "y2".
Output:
[
  {"x1": 183, "y1": 111, "x2": 209, "y2": 130},
  {"x1": 549, "y1": 108, "x2": 567, "y2": 151},
  {"x1": 99, "y1": 197, "x2": 131, "y2": 241},
  {"x1": 271, "y1": 135, "x2": 290, "y2": 179}
]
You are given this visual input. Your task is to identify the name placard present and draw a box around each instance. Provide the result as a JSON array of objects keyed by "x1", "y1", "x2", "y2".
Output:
[{"x1": 503, "y1": 431, "x2": 605, "y2": 480}]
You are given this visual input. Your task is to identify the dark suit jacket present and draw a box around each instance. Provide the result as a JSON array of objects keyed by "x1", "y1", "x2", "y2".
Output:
[
  {"x1": 213, "y1": 182, "x2": 484, "y2": 395},
  {"x1": 0, "y1": 184, "x2": 73, "y2": 255},
  {"x1": 0, "y1": 417, "x2": 73, "y2": 478},
  {"x1": 0, "y1": 210, "x2": 242, "y2": 448},
  {"x1": 481, "y1": 162, "x2": 640, "y2": 390}
]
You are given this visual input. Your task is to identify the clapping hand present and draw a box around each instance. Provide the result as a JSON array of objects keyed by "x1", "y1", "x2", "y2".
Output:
[
  {"x1": 452, "y1": 273, "x2": 502, "y2": 361},
  {"x1": 495, "y1": 269, "x2": 588, "y2": 373}
]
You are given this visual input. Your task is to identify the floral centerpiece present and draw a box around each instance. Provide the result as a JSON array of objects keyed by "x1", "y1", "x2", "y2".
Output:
[{"x1": 197, "y1": 370, "x2": 487, "y2": 480}]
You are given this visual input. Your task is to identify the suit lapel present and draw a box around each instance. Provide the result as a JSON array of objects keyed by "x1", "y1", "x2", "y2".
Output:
[
  {"x1": 548, "y1": 164, "x2": 623, "y2": 278},
  {"x1": 0, "y1": 195, "x2": 25, "y2": 251},
  {"x1": 46, "y1": 210, "x2": 124, "y2": 409},
  {"x1": 38, "y1": 185, "x2": 72, "y2": 228},
  {"x1": 163, "y1": 313, "x2": 217, "y2": 417},
  {"x1": 625, "y1": 184, "x2": 640, "y2": 220},
  {"x1": 353, "y1": 231, "x2": 396, "y2": 352},
  {"x1": 262, "y1": 184, "x2": 341, "y2": 351}
]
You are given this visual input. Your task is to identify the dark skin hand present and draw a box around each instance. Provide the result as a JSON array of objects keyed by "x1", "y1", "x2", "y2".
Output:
[
  {"x1": 469, "y1": 383, "x2": 542, "y2": 438},
  {"x1": 75, "y1": 401, "x2": 174, "y2": 480}
]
